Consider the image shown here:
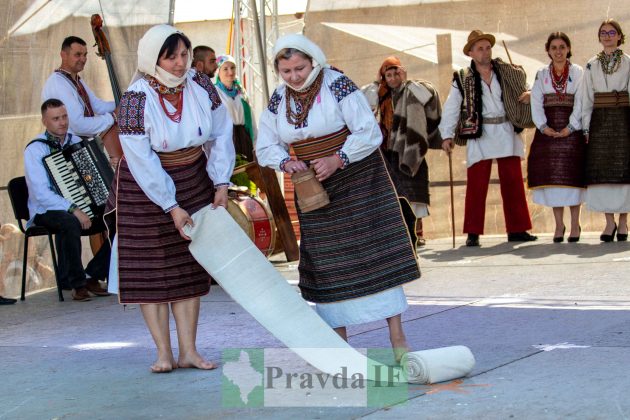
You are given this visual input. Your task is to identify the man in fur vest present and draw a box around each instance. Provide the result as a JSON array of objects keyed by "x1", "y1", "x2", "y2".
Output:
[{"x1": 439, "y1": 30, "x2": 537, "y2": 246}]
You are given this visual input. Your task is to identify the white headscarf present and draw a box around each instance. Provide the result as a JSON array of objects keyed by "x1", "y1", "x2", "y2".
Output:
[
  {"x1": 130, "y1": 24, "x2": 193, "y2": 88},
  {"x1": 272, "y1": 33, "x2": 329, "y2": 92}
]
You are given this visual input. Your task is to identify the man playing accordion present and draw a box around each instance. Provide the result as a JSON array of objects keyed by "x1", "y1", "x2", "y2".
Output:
[{"x1": 24, "y1": 99, "x2": 110, "y2": 301}]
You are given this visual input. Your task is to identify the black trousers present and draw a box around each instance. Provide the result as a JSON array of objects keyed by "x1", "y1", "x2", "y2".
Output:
[{"x1": 33, "y1": 211, "x2": 110, "y2": 289}]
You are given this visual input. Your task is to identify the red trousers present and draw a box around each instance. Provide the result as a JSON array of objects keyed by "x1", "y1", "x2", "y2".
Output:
[{"x1": 464, "y1": 156, "x2": 532, "y2": 234}]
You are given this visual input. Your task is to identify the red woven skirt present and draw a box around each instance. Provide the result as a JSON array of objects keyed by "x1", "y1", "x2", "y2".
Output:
[
  {"x1": 105, "y1": 147, "x2": 214, "y2": 304},
  {"x1": 527, "y1": 94, "x2": 586, "y2": 189}
]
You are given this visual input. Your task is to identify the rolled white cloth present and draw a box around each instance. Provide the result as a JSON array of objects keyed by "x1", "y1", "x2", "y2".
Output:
[
  {"x1": 184, "y1": 205, "x2": 475, "y2": 384},
  {"x1": 401, "y1": 345, "x2": 476, "y2": 384}
]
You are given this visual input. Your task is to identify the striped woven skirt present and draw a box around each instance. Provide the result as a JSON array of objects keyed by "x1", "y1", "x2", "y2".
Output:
[
  {"x1": 292, "y1": 136, "x2": 420, "y2": 303},
  {"x1": 105, "y1": 147, "x2": 214, "y2": 304},
  {"x1": 586, "y1": 92, "x2": 630, "y2": 185},
  {"x1": 527, "y1": 94, "x2": 586, "y2": 189}
]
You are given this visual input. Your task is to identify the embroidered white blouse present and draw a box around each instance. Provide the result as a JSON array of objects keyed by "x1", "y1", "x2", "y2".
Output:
[
  {"x1": 119, "y1": 70, "x2": 234, "y2": 212},
  {"x1": 439, "y1": 70, "x2": 524, "y2": 168},
  {"x1": 41, "y1": 71, "x2": 115, "y2": 137},
  {"x1": 256, "y1": 68, "x2": 382, "y2": 170},
  {"x1": 531, "y1": 64, "x2": 584, "y2": 132},
  {"x1": 215, "y1": 87, "x2": 257, "y2": 133},
  {"x1": 581, "y1": 51, "x2": 630, "y2": 132}
]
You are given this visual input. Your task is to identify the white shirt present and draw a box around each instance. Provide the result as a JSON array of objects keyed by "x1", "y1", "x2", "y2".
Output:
[
  {"x1": 42, "y1": 71, "x2": 116, "y2": 137},
  {"x1": 24, "y1": 132, "x2": 83, "y2": 226},
  {"x1": 215, "y1": 87, "x2": 258, "y2": 137},
  {"x1": 439, "y1": 70, "x2": 524, "y2": 168},
  {"x1": 531, "y1": 64, "x2": 584, "y2": 131},
  {"x1": 581, "y1": 51, "x2": 630, "y2": 132},
  {"x1": 120, "y1": 70, "x2": 234, "y2": 212},
  {"x1": 256, "y1": 68, "x2": 382, "y2": 170}
]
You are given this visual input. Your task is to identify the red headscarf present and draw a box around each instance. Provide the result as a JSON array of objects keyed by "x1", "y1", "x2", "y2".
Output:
[{"x1": 377, "y1": 56, "x2": 402, "y2": 139}]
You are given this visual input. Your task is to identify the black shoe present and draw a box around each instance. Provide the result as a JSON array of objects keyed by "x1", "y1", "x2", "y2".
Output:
[
  {"x1": 600, "y1": 223, "x2": 617, "y2": 242},
  {"x1": 617, "y1": 225, "x2": 628, "y2": 241},
  {"x1": 0, "y1": 296, "x2": 17, "y2": 305},
  {"x1": 507, "y1": 232, "x2": 538, "y2": 242},
  {"x1": 568, "y1": 226, "x2": 581, "y2": 243},
  {"x1": 553, "y1": 226, "x2": 566, "y2": 243},
  {"x1": 466, "y1": 233, "x2": 480, "y2": 247}
]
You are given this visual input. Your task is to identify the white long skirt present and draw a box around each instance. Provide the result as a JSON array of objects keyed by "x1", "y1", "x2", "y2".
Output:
[
  {"x1": 532, "y1": 187, "x2": 585, "y2": 207},
  {"x1": 315, "y1": 286, "x2": 408, "y2": 328},
  {"x1": 586, "y1": 185, "x2": 630, "y2": 212}
]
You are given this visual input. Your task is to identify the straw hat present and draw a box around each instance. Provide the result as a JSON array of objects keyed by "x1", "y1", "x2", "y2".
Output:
[{"x1": 463, "y1": 29, "x2": 496, "y2": 55}]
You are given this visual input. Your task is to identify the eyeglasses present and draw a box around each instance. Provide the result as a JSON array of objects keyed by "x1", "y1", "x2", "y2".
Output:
[{"x1": 600, "y1": 30, "x2": 618, "y2": 37}]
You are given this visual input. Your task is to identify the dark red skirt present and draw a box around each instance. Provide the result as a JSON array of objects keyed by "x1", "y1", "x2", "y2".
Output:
[
  {"x1": 105, "y1": 151, "x2": 214, "y2": 304},
  {"x1": 527, "y1": 94, "x2": 586, "y2": 189}
]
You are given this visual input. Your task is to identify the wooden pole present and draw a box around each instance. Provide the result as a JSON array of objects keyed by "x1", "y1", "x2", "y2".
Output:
[
  {"x1": 436, "y1": 33, "x2": 453, "y2": 101},
  {"x1": 502, "y1": 40, "x2": 514, "y2": 65},
  {"x1": 448, "y1": 152, "x2": 456, "y2": 248}
]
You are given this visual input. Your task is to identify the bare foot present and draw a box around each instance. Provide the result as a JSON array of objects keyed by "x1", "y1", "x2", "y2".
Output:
[
  {"x1": 391, "y1": 337, "x2": 410, "y2": 364},
  {"x1": 151, "y1": 355, "x2": 178, "y2": 373},
  {"x1": 178, "y1": 351, "x2": 219, "y2": 370}
]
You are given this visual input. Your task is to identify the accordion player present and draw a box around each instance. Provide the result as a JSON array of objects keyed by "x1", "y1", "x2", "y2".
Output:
[{"x1": 43, "y1": 139, "x2": 114, "y2": 221}]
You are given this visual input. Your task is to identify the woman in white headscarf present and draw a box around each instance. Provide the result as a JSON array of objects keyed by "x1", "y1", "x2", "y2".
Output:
[
  {"x1": 256, "y1": 34, "x2": 420, "y2": 362},
  {"x1": 105, "y1": 25, "x2": 234, "y2": 372},
  {"x1": 214, "y1": 54, "x2": 256, "y2": 162}
]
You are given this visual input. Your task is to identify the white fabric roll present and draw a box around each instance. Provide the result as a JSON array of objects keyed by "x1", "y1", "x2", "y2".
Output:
[
  {"x1": 401, "y1": 345, "x2": 476, "y2": 384},
  {"x1": 185, "y1": 206, "x2": 369, "y2": 377},
  {"x1": 184, "y1": 205, "x2": 475, "y2": 384}
]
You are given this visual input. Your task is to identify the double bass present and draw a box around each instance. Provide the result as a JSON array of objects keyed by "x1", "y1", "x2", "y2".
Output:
[
  {"x1": 88, "y1": 14, "x2": 122, "y2": 255},
  {"x1": 90, "y1": 14, "x2": 123, "y2": 160}
]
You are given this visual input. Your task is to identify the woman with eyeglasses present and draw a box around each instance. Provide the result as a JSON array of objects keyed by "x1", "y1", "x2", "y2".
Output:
[
  {"x1": 581, "y1": 19, "x2": 630, "y2": 242},
  {"x1": 528, "y1": 32, "x2": 585, "y2": 243}
]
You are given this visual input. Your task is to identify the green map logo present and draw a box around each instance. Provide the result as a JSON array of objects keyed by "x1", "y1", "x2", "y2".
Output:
[{"x1": 222, "y1": 348, "x2": 264, "y2": 407}]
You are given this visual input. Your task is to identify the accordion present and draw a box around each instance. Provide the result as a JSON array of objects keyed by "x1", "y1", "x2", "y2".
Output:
[{"x1": 43, "y1": 139, "x2": 113, "y2": 220}]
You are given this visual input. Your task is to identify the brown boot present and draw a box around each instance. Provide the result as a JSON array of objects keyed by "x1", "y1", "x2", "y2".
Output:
[
  {"x1": 72, "y1": 287, "x2": 92, "y2": 302},
  {"x1": 86, "y1": 279, "x2": 111, "y2": 297}
]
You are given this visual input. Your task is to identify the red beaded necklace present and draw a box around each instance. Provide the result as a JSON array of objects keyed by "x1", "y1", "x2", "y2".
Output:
[
  {"x1": 159, "y1": 90, "x2": 184, "y2": 123},
  {"x1": 550, "y1": 61, "x2": 570, "y2": 95}
]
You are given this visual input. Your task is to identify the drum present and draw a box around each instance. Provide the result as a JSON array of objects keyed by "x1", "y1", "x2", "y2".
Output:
[{"x1": 227, "y1": 191, "x2": 276, "y2": 257}]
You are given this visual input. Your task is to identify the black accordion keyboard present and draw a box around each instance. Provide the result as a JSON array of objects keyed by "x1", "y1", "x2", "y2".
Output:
[{"x1": 43, "y1": 139, "x2": 114, "y2": 220}]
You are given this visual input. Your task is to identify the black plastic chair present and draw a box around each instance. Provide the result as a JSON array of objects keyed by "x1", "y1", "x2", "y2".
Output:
[{"x1": 7, "y1": 177, "x2": 63, "y2": 301}]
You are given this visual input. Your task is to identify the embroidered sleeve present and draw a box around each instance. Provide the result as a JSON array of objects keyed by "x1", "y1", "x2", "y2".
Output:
[
  {"x1": 279, "y1": 156, "x2": 291, "y2": 172},
  {"x1": 268, "y1": 89, "x2": 282, "y2": 114},
  {"x1": 192, "y1": 71, "x2": 222, "y2": 110},
  {"x1": 328, "y1": 65, "x2": 345, "y2": 74},
  {"x1": 118, "y1": 91, "x2": 146, "y2": 135},
  {"x1": 330, "y1": 75, "x2": 359, "y2": 102},
  {"x1": 335, "y1": 150, "x2": 350, "y2": 169}
]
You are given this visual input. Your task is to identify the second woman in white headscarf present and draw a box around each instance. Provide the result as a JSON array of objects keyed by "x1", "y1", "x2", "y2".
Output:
[
  {"x1": 214, "y1": 54, "x2": 257, "y2": 162},
  {"x1": 256, "y1": 34, "x2": 420, "y2": 363}
]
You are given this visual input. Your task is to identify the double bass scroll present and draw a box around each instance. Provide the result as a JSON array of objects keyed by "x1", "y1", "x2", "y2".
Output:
[{"x1": 90, "y1": 14, "x2": 123, "y2": 160}]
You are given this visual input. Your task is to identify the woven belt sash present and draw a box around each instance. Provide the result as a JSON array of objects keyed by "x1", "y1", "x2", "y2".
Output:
[
  {"x1": 157, "y1": 146, "x2": 204, "y2": 167},
  {"x1": 594, "y1": 91, "x2": 630, "y2": 108},
  {"x1": 544, "y1": 93, "x2": 575, "y2": 107},
  {"x1": 291, "y1": 126, "x2": 350, "y2": 161},
  {"x1": 483, "y1": 115, "x2": 508, "y2": 124}
]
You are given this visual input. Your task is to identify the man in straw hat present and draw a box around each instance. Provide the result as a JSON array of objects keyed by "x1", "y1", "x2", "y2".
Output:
[{"x1": 438, "y1": 30, "x2": 537, "y2": 246}]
